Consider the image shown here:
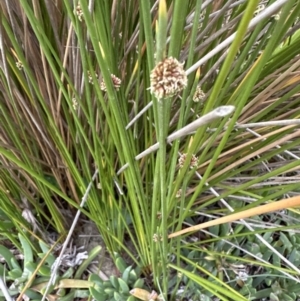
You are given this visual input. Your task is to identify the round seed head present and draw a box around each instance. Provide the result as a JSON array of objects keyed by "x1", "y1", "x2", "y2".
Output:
[{"x1": 150, "y1": 57, "x2": 187, "y2": 99}]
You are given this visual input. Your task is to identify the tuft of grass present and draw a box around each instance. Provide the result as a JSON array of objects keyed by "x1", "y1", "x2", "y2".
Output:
[{"x1": 1, "y1": 0, "x2": 300, "y2": 300}]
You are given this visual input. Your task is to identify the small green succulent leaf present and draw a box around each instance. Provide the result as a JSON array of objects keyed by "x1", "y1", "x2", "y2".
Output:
[
  {"x1": 262, "y1": 249, "x2": 273, "y2": 262},
  {"x1": 25, "y1": 261, "x2": 38, "y2": 273},
  {"x1": 133, "y1": 278, "x2": 144, "y2": 288},
  {"x1": 280, "y1": 293, "x2": 294, "y2": 301},
  {"x1": 288, "y1": 292, "x2": 297, "y2": 300},
  {"x1": 14, "y1": 262, "x2": 33, "y2": 285},
  {"x1": 89, "y1": 279, "x2": 104, "y2": 292},
  {"x1": 280, "y1": 232, "x2": 293, "y2": 250},
  {"x1": 118, "y1": 278, "x2": 129, "y2": 294},
  {"x1": 57, "y1": 288, "x2": 66, "y2": 297},
  {"x1": 89, "y1": 273, "x2": 104, "y2": 286},
  {"x1": 115, "y1": 255, "x2": 127, "y2": 274},
  {"x1": 187, "y1": 250, "x2": 199, "y2": 260},
  {"x1": 61, "y1": 267, "x2": 74, "y2": 278},
  {"x1": 288, "y1": 248, "x2": 300, "y2": 265},
  {"x1": 264, "y1": 277, "x2": 273, "y2": 287},
  {"x1": 26, "y1": 261, "x2": 50, "y2": 277},
  {"x1": 0, "y1": 219, "x2": 14, "y2": 232},
  {"x1": 21, "y1": 288, "x2": 42, "y2": 299},
  {"x1": 74, "y1": 289, "x2": 90, "y2": 298},
  {"x1": 19, "y1": 234, "x2": 33, "y2": 264},
  {"x1": 239, "y1": 282, "x2": 256, "y2": 296},
  {"x1": 114, "y1": 291, "x2": 124, "y2": 301},
  {"x1": 104, "y1": 287, "x2": 115, "y2": 296},
  {"x1": 129, "y1": 269, "x2": 138, "y2": 282},
  {"x1": 103, "y1": 280, "x2": 114, "y2": 288},
  {"x1": 90, "y1": 286, "x2": 107, "y2": 301},
  {"x1": 26, "y1": 261, "x2": 50, "y2": 279},
  {"x1": 38, "y1": 265, "x2": 51, "y2": 276},
  {"x1": 38, "y1": 241, "x2": 56, "y2": 266},
  {"x1": 40, "y1": 282, "x2": 56, "y2": 295},
  {"x1": 122, "y1": 265, "x2": 132, "y2": 283},
  {"x1": 0, "y1": 264, "x2": 6, "y2": 277},
  {"x1": 270, "y1": 292, "x2": 280, "y2": 301},
  {"x1": 8, "y1": 268, "x2": 23, "y2": 279},
  {"x1": 38, "y1": 240, "x2": 50, "y2": 253},
  {"x1": 126, "y1": 296, "x2": 136, "y2": 301},
  {"x1": 32, "y1": 276, "x2": 52, "y2": 284},
  {"x1": 110, "y1": 275, "x2": 119, "y2": 289},
  {"x1": 15, "y1": 275, "x2": 31, "y2": 286},
  {"x1": 272, "y1": 253, "x2": 281, "y2": 267},
  {"x1": 57, "y1": 290, "x2": 75, "y2": 301},
  {"x1": 11, "y1": 256, "x2": 23, "y2": 272},
  {"x1": 0, "y1": 245, "x2": 20, "y2": 270}
]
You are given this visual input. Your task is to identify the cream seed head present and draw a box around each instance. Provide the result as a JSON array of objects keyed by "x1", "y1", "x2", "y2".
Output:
[
  {"x1": 72, "y1": 98, "x2": 78, "y2": 110},
  {"x1": 87, "y1": 70, "x2": 98, "y2": 84},
  {"x1": 75, "y1": 4, "x2": 83, "y2": 21},
  {"x1": 178, "y1": 153, "x2": 198, "y2": 169},
  {"x1": 176, "y1": 189, "x2": 182, "y2": 198},
  {"x1": 16, "y1": 60, "x2": 23, "y2": 70},
  {"x1": 193, "y1": 86, "x2": 205, "y2": 102},
  {"x1": 178, "y1": 153, "x2": 187, "y2": 168},
  {"x1": 153, "y1": 233, "x2": 163, "y2": 242},
  {"x1": 100, "y1": 74, "x2": 122, "y2": 91},
  {"x1": 190, "y1": 154, "x2": 199, "y2": 168},
  {"x1": 150, "y1": 57, "x2": 187, "y2": 99}
]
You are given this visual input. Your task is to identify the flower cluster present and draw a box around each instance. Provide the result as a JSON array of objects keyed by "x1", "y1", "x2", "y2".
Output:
[
  {"x1": 87, "y1": 70, "x2": 98, "y2": 84},
  {"x1": 193, "y1": 86, "x2": 205, "y2": 102},
  {"x1": 178, "y1": 153, "x2": 198, "y2": 169},
  {"x1": 176, "y1": 189, "x2": 182, "y2": 198},
  {"x1": 153, "y1": 233, "x2": 163, "y2": 242},
  {"x1": 72, "y1": 98, "x2": 78, "y2": 110},
  {"x1": 16, "y1": 60, "x2": 23, "y2": 70},
  {"x1": 75, "y1": 3, "x2": 83, "y2": 21},
  {"x1": 150, "y1": 57, "x2": 187, "y2": 99},
  {"x1": 100, "y1": 74, "x2": 122, "y2": 91}
]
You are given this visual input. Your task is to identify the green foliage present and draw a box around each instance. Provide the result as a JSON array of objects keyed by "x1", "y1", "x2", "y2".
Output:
[
  {"x1": 1, "y1": 0, "x2": 300, "y2": 300},
  {"x1": 0, "y1": 235, "x2": 101, "y2": 300},
  {"x1": 89, "y1": 258, "x2": 145, "y2": 301},
  {"x1": 175, "y1": 223, "x2": 300, "y2": 300},
  {"x1": 0, "y1": 236, "x2": 149, "y2": 301}
]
